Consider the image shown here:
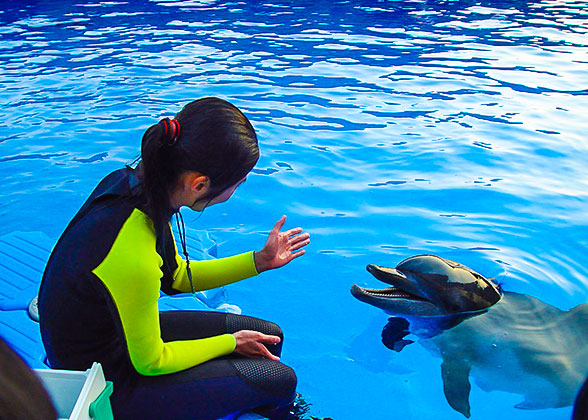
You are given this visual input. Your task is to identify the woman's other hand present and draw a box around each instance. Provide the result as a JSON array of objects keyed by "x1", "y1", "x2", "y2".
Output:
[
  {"x1": 232, "y1": 330, "x2": 281, "y2": 361},
  {"x1": 254, "y1": 215, "x2": 310, "y2": 273}
]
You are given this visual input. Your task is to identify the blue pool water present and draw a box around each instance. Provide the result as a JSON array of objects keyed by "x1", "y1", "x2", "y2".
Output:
[{"x1": 1, "y1": 0, "x2": 588, "y2": 419}]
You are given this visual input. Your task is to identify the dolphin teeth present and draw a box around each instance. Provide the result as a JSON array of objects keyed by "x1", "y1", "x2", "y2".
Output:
[{"x1": 362, "y1": 286, "x2": 428, "y2": 301}]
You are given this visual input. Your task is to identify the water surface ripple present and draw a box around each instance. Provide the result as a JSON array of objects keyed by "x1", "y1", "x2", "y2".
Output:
[{"x1": 1, "y1": 1, "x2": 587, "y2": 419}]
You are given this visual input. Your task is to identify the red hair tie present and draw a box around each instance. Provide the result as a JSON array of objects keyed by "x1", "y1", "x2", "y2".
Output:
[{"x1": 159, "y1": 118, "x2": 181, "y2": 146}]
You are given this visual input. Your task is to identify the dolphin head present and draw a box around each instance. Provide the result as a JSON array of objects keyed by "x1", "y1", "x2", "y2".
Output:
[{"x1": 351, "y1": 255, "x2": 502, "y2": 317}]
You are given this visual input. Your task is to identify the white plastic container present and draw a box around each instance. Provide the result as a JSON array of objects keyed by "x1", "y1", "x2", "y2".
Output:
[{"x1": 34, "y1": 362, "x2": 113, "y2": 420}]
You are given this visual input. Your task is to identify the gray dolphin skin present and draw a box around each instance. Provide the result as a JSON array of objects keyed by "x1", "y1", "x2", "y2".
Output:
[{"x1": 351, "y1": 255, "x2": 588, "y2": 418}]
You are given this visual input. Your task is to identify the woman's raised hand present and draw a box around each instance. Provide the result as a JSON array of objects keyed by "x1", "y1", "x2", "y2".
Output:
[
  {"x1": 232, "y1": 330, "x2": 281, "y2": 361},
  {"x1": 254, "y1": 215, "x2": 310, "y2": 273}
]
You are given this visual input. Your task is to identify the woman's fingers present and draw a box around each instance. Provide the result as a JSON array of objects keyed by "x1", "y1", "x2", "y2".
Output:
[
  {"x1": 287, "y1": 232, "x2": 310, "y2": 254},
  {"x1": 285, "y1": 227, "x2": 303, "y2": 237},
  {"x1": 233, "y1": 331, "x2": 282, "y2": 361},
  {"x1": 273, "y1": 215, "x2": 287, "y2": 233},
  {"x1": 290, "y1": 249, "x2": 306, "y2": 259},
  {"x1": 260, "y1": 347, "x2": 280, "y2": 361},
  {"x1": 257, "y1": 216, "x2": 309, "y2": 270},
  {"x1": 290, "y1": 238, "x2": 310, "y2": 252},
  {"x1": 258, "y1": 333, "x2": 281, "y2": 345},
  {"x1": 256, "y1": 335, "x2": 281, "y2": 361},
  {"x1": 251, "y1": 333, "x2": 280, "y2": 359},
  {"x1": 289, "y1": 232, "x2": 309, "y2": 244}
]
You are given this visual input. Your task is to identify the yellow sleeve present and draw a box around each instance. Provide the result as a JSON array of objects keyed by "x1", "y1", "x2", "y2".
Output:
[
  {"x1": 172, "y1": 250, "x2": 259, "y2": 293},
  {"x1": 93, "y1": 209, "x2": 236, "y2": 376}
]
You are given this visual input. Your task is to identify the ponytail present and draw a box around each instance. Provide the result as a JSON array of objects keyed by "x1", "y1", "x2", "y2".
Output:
[
  {"x1": 140, "y1": 118, "x2": 183, "y2": 249},
  {"x1": 139, "y1": 98, "x2": 259, "y2": 256}
]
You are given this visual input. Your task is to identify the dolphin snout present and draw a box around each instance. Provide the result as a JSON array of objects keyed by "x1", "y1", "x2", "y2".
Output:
[{"x1": 350, "y1": 284, "x2": 363, "y2": 298}]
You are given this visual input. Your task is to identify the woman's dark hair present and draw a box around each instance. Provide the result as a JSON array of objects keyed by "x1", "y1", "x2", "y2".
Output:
[{"x1": 139, "y1": 97, "x2": 259, "y2": 247}]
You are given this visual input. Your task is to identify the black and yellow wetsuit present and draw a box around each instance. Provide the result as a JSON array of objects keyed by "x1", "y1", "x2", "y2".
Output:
[{"x1": 38, "y1": 167, "x2": 296, "y2": 420}]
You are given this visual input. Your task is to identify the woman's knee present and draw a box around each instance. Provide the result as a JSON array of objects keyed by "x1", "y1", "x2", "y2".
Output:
[
  {"x1": 225, "y1": 314, "x2": 283, "y2": 338},
  {"x1": 232, "y1": 359, "x2": 297, "y2": 401}
]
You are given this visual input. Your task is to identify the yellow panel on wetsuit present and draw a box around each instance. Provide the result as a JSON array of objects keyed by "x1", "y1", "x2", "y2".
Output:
[
  {"x1": 171, "y1": 239, "x2": 258, "y2": 293},
  {"x1": 93, "y1": 208, "x2": 256, "y2": 376}
]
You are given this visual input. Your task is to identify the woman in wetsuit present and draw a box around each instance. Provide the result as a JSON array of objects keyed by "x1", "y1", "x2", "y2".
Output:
[{"x1": 38, "y1": 97, "x2": 310, "y2": 420}]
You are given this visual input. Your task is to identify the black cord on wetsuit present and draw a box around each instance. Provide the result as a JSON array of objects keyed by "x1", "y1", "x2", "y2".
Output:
[
  {"x1": 173, "y1": 201, "x2": 212, "y2": 297},
  {"x1": 174, "y1": 211, "x2": 195, "y2": 296}
]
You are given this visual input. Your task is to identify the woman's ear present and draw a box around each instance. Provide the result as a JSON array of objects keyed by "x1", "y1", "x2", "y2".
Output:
[
  {"x1": 170, "y1": 172, "x2": 211, "y2": 210},
  {"x1": 190, "y1": 174, "x2": 210, "y2": 194}
]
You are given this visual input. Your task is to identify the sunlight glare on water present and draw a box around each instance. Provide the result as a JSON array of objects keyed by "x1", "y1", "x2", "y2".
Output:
[{"x1": 1, "y1": 0, "x2": 588, "y2": 419}]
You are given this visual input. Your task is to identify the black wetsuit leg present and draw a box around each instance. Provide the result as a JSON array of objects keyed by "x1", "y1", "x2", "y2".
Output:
[{"x1": 109, "y1": 311, "x2": 297, "y2": 420}]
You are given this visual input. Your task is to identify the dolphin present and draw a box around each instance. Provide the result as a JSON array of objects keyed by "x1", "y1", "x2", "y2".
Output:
[{"x1": 351, "y1": 255, "x2": 588, "y2": 418}]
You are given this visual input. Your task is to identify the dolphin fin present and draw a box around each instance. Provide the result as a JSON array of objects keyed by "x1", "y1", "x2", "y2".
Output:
[
  {"x1": 382, "y1": 317, "x2": 414, "y2": 352},
  {"x1": 441, "y1": 358, "x2": 472, "y2": 418},
  {"x1": 386, "y1": 338, "x2": 414, "y2": 352}
]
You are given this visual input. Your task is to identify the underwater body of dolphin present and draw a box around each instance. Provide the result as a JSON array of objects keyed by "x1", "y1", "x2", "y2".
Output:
[{"x1": 351, "y1": 255, "x2": 588, "y2": 418}]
